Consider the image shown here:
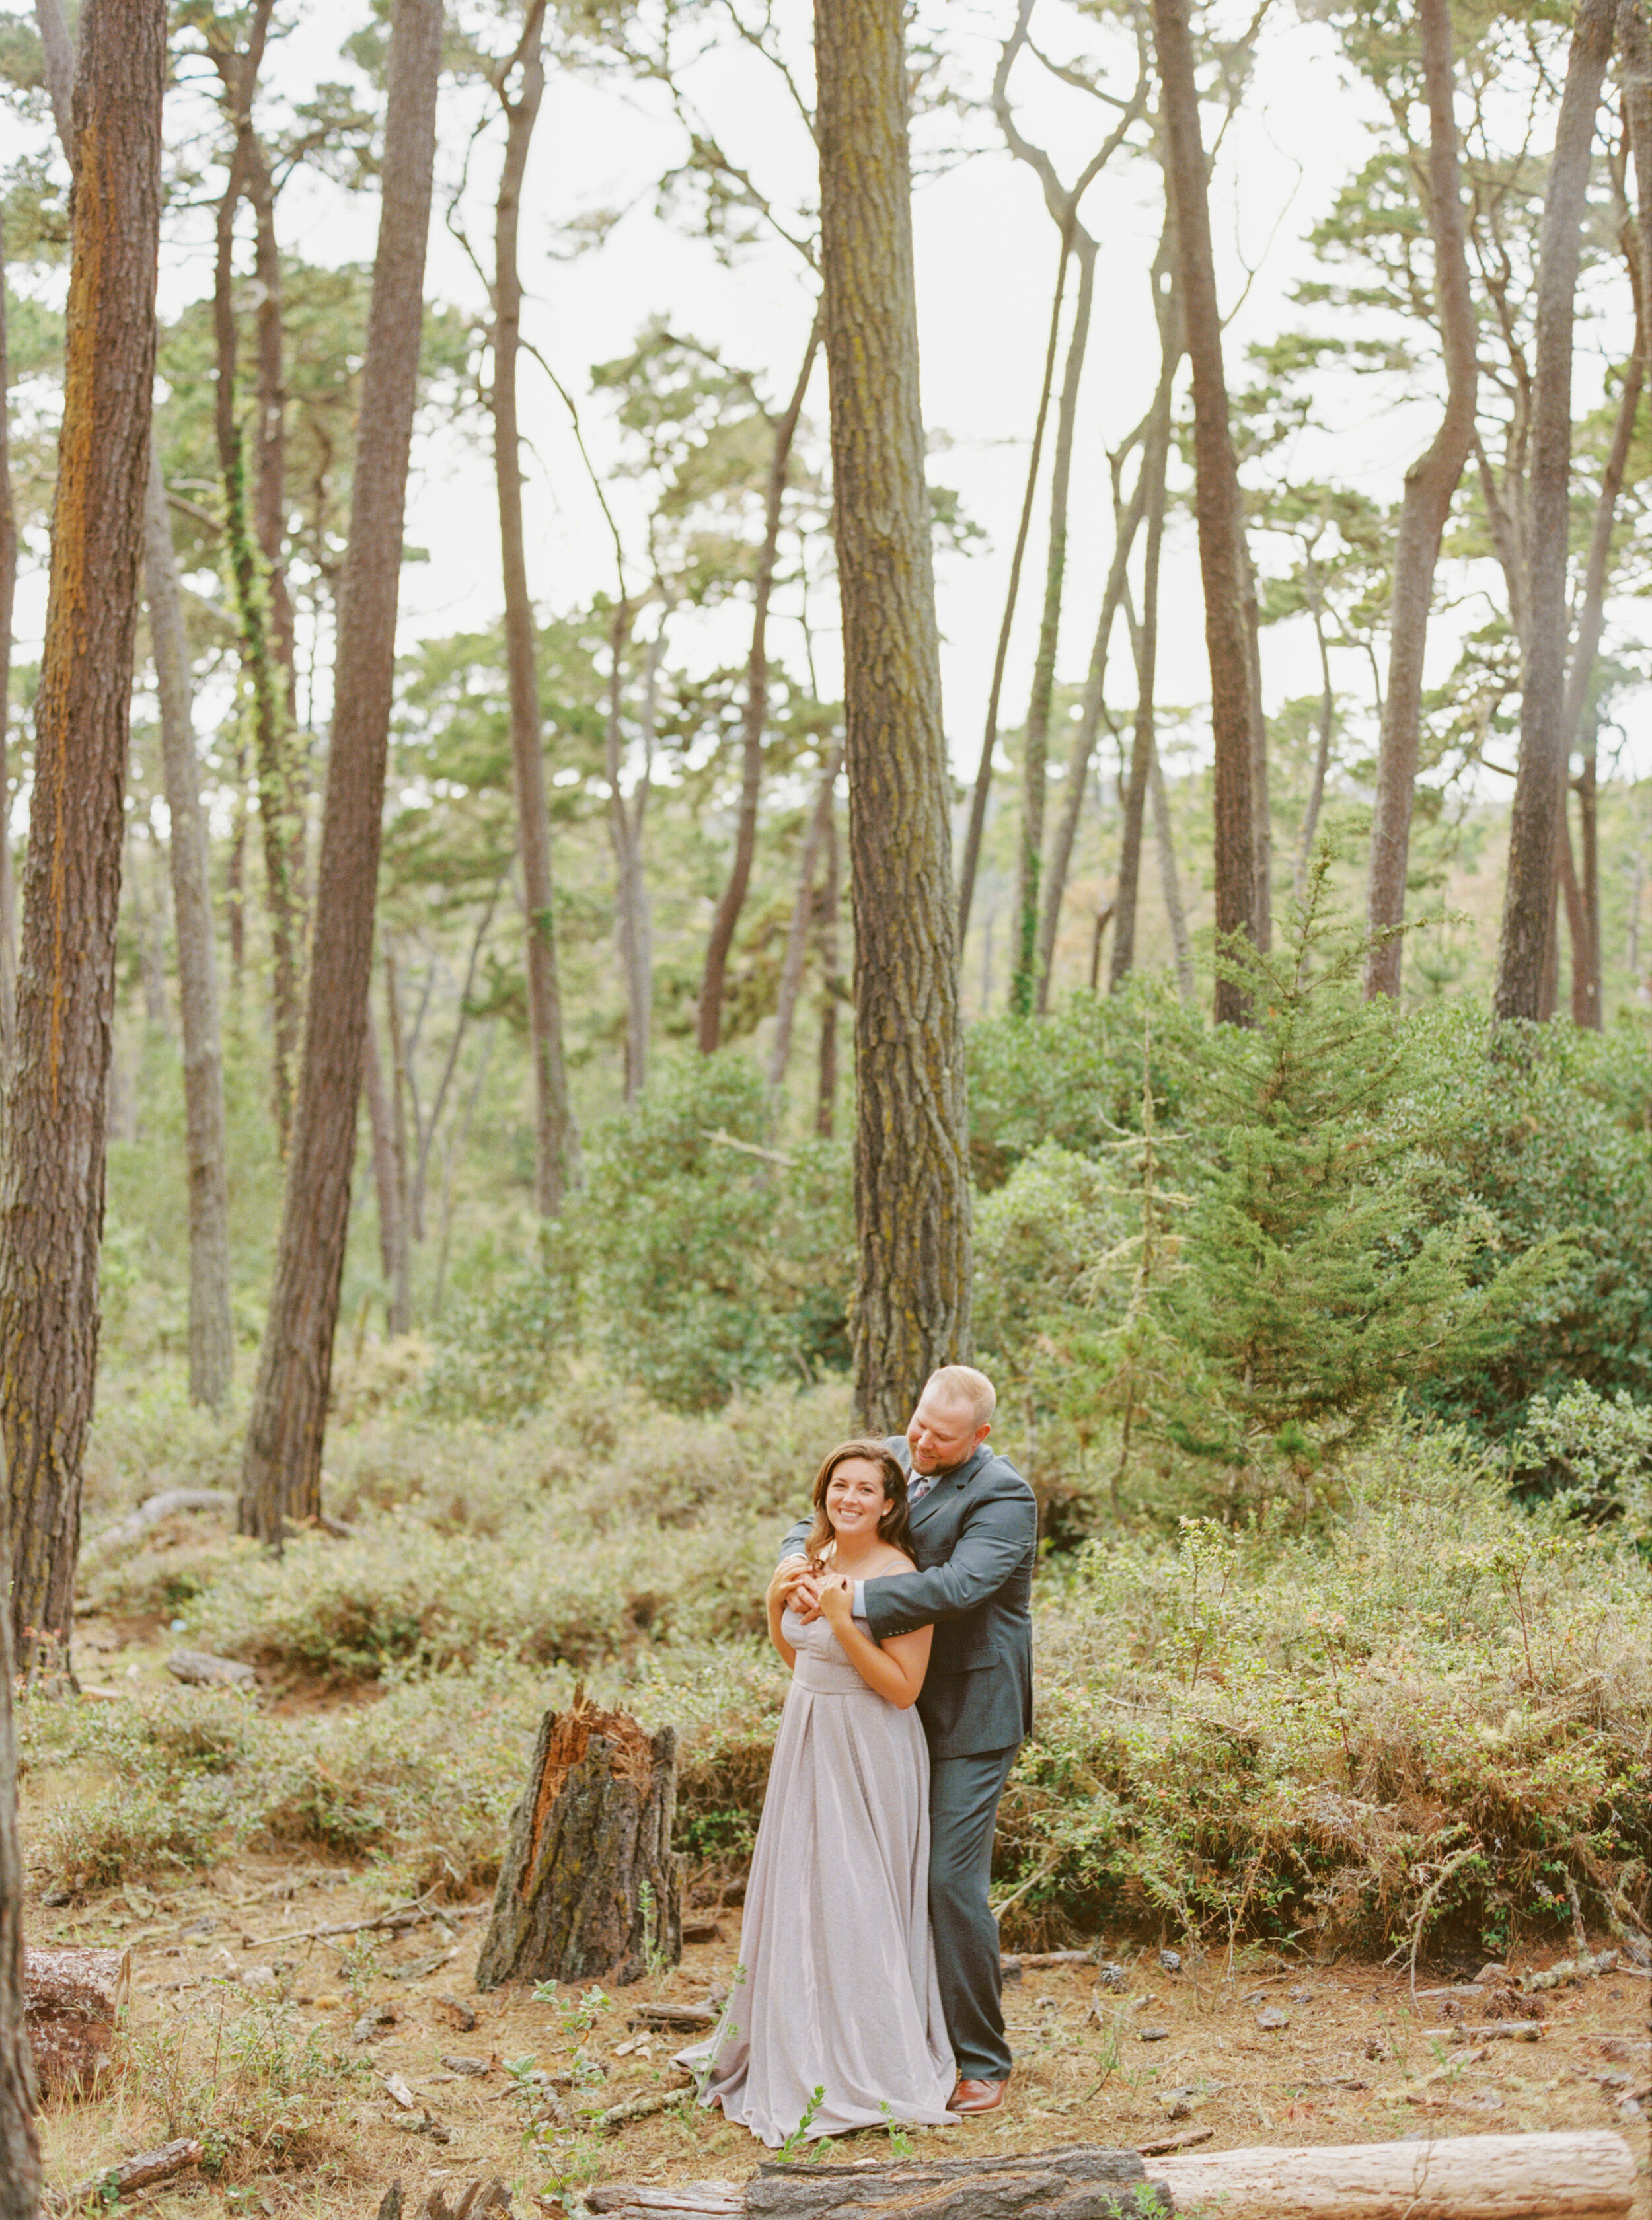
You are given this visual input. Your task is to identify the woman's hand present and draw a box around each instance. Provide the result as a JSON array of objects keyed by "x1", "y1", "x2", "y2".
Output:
[
  {"x1": 817, "y1": 1572, "x2": 853, "y2": 1629},
  {"x1": 767, "y1": 1555, "x2": 819, "y2": 1623}
]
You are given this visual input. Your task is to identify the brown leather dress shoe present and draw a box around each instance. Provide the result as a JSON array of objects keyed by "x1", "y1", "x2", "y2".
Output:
[{"x1": 948, "y1": 2077, "x2": 1007, "y2": 2114}]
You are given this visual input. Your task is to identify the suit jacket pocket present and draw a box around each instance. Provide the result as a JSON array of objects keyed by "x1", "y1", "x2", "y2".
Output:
[{"x1": 932, "y1": 1633, "x2": 997, "y2": 1675}]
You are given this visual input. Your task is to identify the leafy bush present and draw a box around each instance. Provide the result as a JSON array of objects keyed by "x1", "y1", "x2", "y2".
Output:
[
  {"x1": 428, "y1": 1054, "x2": 852, "y2": 1417},
  {"x1": 1419, "y1": 1013, "x2": 1652, "y2": 1443}
]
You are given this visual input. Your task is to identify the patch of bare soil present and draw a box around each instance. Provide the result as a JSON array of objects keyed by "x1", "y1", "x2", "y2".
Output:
[{"x1": 29, "y1": 1857, "x2": 1652, "y2": 2220}]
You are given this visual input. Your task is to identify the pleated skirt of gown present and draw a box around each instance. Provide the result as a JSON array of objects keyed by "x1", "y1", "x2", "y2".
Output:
[{"x1": 677, "y1": 1608, "x2": 956, "y2": 2145}]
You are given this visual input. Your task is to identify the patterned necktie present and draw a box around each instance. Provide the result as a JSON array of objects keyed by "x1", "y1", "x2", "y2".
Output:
[{"x1": 908, "y1": 1471, "x2": 937, "y2": 1505}]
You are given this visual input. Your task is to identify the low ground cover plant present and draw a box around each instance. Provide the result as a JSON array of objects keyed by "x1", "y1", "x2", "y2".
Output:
[{"x1": 38, "y1": 1376, "x2": 1650, "y2": 1970}]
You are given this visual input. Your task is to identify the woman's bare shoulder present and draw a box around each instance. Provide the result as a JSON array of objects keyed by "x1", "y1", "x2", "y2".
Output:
[{"x1": 875, "y1": 1549, "x2": 917, "y2": 1576}]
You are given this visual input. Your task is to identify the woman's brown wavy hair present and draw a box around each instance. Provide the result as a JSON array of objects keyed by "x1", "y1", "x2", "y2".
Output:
[{"x1": 804, "y1": 1438, "x2": 911, "y2": 1567}]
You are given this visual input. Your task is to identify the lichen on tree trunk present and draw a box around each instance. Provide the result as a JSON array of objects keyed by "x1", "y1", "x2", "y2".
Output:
[{"x1": 475, "y1": 1691, "x2": 681, "y2": 1991}]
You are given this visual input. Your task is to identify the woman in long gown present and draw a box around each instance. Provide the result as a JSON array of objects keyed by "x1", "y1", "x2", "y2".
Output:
[{"x1": 678, "y1": 1439, "x2": 957, "y2": 2147}]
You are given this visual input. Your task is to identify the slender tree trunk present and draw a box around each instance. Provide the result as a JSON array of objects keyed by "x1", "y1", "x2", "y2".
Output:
[
  {"x1": 1033, "y1": 440, "x2": 1149, "y2": 1012},
  {"x1": 1035, "y1": 224, "x2": 1177, "y2": 1012},
  {"x1": 145, "y1": 445, "x2": 235, "y2": 1408},
  {"x1": 769, "y1": 743, "x2": 842, "y2": 1090},
  {"x1": 382, "y1": 949, "x2": 413, "y2": 1335},
  {"x1": 956, "y1": 244, "x2": 1068, "y2": 947},
  {"x1": 246, "y1": 139, "x2": 297, "y2": 704},
  {"x1": 603, "y1": 601, "x2": 653, "y2": 1103},
  {"x1": 410, "y1": 880, "x2": 498, "y2": 1234},
  {"x1": 1495, "y1": 0, "x2": 1615, "y2": 1021},
  {"x1": 238, "y1": 0, "x2": 443, "y2": 1544},
  {"x1": 1109, "y1": 392, "x2": 1172, "y2": 988},
  {"x1": 1558, "y1": 351, "x2": 1639, "y2": 1027},
  {"x1": 1149, "y1": 736, "x2": 1195, "y2": 998},
  {"x1": 1151, "y1": 0, "x2": 1256, "y2": 1023},
  {"x1": 1241, "y1": 544, "x2": 1271, "y2": 953},
  {"x1": 493, "y1": 0, "x2": 577, "y2": 1209},
  {"x1": 1571, "y1": 718, "x2": 1602, "y2": 1025},
  {"x1": 1292, "y1": 562, "x2": 1337, "y2": 903},
  {"x1": 362, "y1": 1003, "x2": 406, "y2": 1337},
  {"x1": 815, "y1": 799, "x2": 841, "y2": 1141},
  {"x1": 1364, "y1": 0, "x2": 1478, "y2": 996},
  {"x1": 816, "y1": 0, "x2": 972, "y2": 1429},
  {"x1": 698, "y1": 316, "x2": 821, "y2": 1053},
  {"x1": 0, "y1": 213, "x2": 17, "y2": 1070},
  {"x1": 1012, "y1": 235, "x2": 1095, "y2": 1016},
  {"x1": 433, "y1": 1020, "x2": 495, "y2": 1319},
  {"x1": 3, "y1": 0, "x2": 165, "y2": 1678}
]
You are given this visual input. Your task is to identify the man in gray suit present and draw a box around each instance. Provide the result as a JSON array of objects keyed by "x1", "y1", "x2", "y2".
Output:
[{"x1": 772, "y1": 1364, "x2": 1038, "y2": 2116}]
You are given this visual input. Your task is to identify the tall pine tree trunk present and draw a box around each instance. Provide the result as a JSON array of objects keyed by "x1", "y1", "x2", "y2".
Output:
[
  {"x1": 493, "y1": 0, "x2": 576, "y2": 1209},
  {"x1": 0, "y1": 213, "x2": 17, "y2": 1070},
  {"x1": 1494, "y1": 0, "x2": 1614, "y2": 1021},
  {"x1": 1109, "y1": 394, "x2": 1171, "y2": 988},
  {"x1": 1011, "y1": 232, "x2": 1094, "y2": 1016},
  {"x1": 956, "y1": 244, "x2": 1067, "y2": 951},
  {"x1": 239, "y1": 0, "x2": 443, "y2": 1543},
  {"x1": 2, "y1": 0, "x2": 165, "y2": 1676},
  {"x1": 815, "y1": 0, "x2": 971, "y2": 1429},
  {"x1": 1364, "y1": 0, "x2": 1477, "y2": 998},
  {"x1": 1150, "y1": 0, "x2": 1256, "y2": 1023},
  {"x1": 209, "y1": 1, "x2": 303, "y2": 1140},
  {"x1": 145, "y1": 444, "x2": 235, "y2": 1409},
  {"x1": 698, "y1": 317, "x2": 821, "y2": 1053}
]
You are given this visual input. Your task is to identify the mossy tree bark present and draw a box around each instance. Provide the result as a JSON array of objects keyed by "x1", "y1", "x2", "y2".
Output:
[
  {"x1": 476, "y1": 1693, "x2": 680, "y2": 1990},
  {"x1": 144, "y1": 445, "x2": 235, "y2": 1410},
  {"x1": 1494, "y1": 0, "x2": 1615, "y2": 1021},
  {"x1": 492, "y1": 0, "x2": 577, "y2": 1211},
  {"x1": 1363, "y1": 0, "x2": 1478, "y2": 1001},
  {"x1": 238, "y1": 0, "x2": 443, "y2": 1545},
  {"x1": 1, "y1": 0, "x2": 165, "y2": 1678},
  {"x1": 209, "y1": 0, "x2": 307, "y2": 1148},
  {"x1": 1150, "y1": 0, "x2": 1256, "y2": 1025},
  {"x1": 815, "y1": 0, "x2": 973, "y2": 1432}
]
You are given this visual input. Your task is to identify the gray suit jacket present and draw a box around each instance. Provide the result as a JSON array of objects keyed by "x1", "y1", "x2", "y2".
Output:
[{"x1": 779, "y1": 1437, "x2": 1037, "y2": 1761}]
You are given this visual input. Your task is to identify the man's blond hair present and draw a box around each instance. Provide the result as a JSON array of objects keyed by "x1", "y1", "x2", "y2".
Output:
[{"x1": 926, "y1": 1364, "x2": 996, "y2": 1428}]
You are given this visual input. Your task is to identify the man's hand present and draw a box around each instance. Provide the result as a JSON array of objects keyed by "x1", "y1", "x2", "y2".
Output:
[{"x1": 767, "y1": 1554, "x2": 821, "y2": 1623}]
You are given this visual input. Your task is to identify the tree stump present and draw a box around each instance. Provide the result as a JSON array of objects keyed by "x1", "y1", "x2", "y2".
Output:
[
  {"x1": 24, "y1": 1944, "x2": 130, "y2": 2094},
  {"x1": 474, "y1": 1689, "x2": 680, "y2": 1990}
]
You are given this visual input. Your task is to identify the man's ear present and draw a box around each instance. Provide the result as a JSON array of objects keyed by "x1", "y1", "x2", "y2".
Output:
[{"x1": 976, "y1": 1424, "x2": 991, "y2": 1447}]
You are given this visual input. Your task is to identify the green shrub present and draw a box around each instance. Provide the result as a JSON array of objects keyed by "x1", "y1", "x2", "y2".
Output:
[{"x1": 428, "y1": 1054, "x2": 853, "y2": 1417}]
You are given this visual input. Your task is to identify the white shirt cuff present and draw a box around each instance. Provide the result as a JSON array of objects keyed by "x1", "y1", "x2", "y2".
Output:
[{"x1": 853, "y1": 1580, "x2": 866, "y2": 1615}]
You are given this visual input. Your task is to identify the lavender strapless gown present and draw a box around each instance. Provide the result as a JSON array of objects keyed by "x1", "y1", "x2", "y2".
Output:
[{"x1": 677, "y1": 1607, "x2": 956, "y2": 2145}]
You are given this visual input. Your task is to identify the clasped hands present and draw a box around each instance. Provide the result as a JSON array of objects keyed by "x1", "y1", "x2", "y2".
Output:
[{"x1": 768, "y1": 1553, "x2": 850, "y2": 1628}]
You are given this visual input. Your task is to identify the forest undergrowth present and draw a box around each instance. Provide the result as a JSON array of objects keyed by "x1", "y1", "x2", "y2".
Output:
[{"x1": 28, "y1": 1363, "x2": 1651, "y2": 1977}]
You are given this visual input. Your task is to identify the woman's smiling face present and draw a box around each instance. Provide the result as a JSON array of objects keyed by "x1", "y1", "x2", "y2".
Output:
[{"x1": 824, "y1": 1456, "x2": 891, "y2": 1541}]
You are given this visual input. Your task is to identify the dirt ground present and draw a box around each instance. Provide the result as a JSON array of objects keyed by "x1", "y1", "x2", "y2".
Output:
[
  {"x1": 22, "y1": 1623, "x2": 1652, "y2": 2216},
  {"x1": 28, "y1": 1851, "x2": 1652, "y2": 2219}
]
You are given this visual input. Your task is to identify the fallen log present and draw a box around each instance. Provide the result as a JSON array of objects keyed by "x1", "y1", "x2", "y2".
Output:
[
  {"x1": 628, "y1": 2002, "x2": 718, "y2": 2033},
  {"x1": 475, "y1": 1687, "x2": 680, "y2": 1990},
  {"x1": 25, "y1": 1945, "x2": 130, "y2": 2094},
  {"x1": 61, "y1": 2137, "x2": 202, "y2": 2208},
  {"x1": 594, "y1": 2082, "x2": 694, "y2": 2131},
  {"x1": 1152, "y1": 2129, "x2": 1633, "y2": 2219},
  {"x1": 747, "y1": 2149, "x2": 1167, "y2": 2220},
  {"x1": 585, "y1": 2131, "x2": 1635, "y2": 2220}
]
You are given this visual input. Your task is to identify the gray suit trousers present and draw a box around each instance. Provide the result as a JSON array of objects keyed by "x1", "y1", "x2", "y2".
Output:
[{"x1": 929, "y1": 1744, "x2": 1018, "y2": 2082}]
